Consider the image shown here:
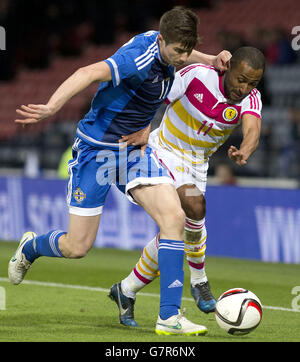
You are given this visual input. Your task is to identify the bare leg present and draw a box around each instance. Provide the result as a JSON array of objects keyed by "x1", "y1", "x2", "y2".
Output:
[
  {"x1": 58, "y1": 213, "x2": 101, "y2": 258},
  {"x1": 130, "y1": 183, "x2": 186, "y2": 320}
]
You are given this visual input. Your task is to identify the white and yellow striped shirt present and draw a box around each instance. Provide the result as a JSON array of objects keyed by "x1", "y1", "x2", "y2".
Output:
[{"x1": 158, "y1": 64, "x2": 262, "y2": 165}]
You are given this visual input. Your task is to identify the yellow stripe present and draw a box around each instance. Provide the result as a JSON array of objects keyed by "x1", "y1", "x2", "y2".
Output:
[
  {"x1": 159, "y1": 131, "x2": 194, "y2": 155},
  {"x1": 164, "y1": 114, "x2": 217, "y2": 148},
  {"x1": 144, "y1": 248, "x2": 158, "y2": 266},
  {"x1": 137, "y1": 261, "x2": 158, "y2": 277},
  {"x1": 141, "y1": 255, "x2": 158, "y2": 273},
  {"x1": 159, "y1": 131, "x2": 209, "y2": 165},
  {"x1": 185, "y1": 244, "x2": 207, "y2": 257},
  {"x1": 184, "y1": 235, "x2": 207, "y2": 246},
  {"x1": 172, "y1": 100, "x2": 233, "y2": 137}
]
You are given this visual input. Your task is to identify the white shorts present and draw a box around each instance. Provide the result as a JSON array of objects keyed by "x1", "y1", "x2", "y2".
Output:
[{"x1": 148, "y1": 129, "x2": 209, "y2": 194}]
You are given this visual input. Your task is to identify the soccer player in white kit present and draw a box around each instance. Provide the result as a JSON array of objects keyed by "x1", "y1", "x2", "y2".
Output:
[{"x1": 110, "y1": 46, "x2": 265, "y2": 326}]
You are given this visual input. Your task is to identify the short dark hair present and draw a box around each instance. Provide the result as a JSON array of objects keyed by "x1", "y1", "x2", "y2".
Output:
[
  {"x1": 231, "y1": 46, "x2": 265, "y2": 72},
  {"x1": 159, "y1": 6, "x2": 199, "y2": 52}
]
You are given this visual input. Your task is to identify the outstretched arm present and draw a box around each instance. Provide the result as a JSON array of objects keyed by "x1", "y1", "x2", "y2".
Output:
[
  {"x1": 228, "y1": 114, "x2": 261, "y2": 166},
  {"x1": 186, "y1": 49, "x2": 232, "y2": 71},
  {"x1": 15, "y1": 61, "x2": 112, "y2": 124}
]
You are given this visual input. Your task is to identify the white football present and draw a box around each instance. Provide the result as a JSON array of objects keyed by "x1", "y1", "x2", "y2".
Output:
[{"x1": 215, "y1": 288, "x2": 262, "y2": 335}]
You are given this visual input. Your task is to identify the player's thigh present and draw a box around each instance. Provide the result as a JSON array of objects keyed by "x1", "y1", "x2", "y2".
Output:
[
  {"x1": 177, "y1": 184, "x2": 206, "y2": 220},
  {"x1": 61, "y1": 213, "x2": 101, "y2": 258},
  {"x1": 147, "y1": 142, "x2": 207, "y2": 221},
  {"x1": 130, "y1": 183, "x2": 185, "y2": 231}
]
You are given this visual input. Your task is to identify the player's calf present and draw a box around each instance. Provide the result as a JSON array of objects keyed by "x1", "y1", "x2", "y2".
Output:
[{"x1": 183, "y1": 217, "x2": 216, "y2": 312}]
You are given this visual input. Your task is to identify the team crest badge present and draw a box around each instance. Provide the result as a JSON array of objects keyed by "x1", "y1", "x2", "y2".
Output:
[
  {"x1": 222, "y1": 107, "x2": 238, "y2": 122},
  {"x1": 73, "y1": 187, "x2": 86, "y2": 203}
]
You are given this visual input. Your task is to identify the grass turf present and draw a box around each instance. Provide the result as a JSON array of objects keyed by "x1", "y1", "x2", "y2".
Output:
[{"x1": 0, "y1": 240, "x2": 300, "y2": 342}]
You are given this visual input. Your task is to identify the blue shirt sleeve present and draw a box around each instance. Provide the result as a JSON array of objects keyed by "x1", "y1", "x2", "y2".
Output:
[{"x1": 104, "y1": 36, "x2": 141, "y2": 87}]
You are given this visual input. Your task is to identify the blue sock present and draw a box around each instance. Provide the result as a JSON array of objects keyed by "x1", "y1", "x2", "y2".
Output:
[
  {"x1": 158, "y1": 239, "x2": 184, "y2": 320},
  {"x1": 23, "y1": 230, "x2": 66, "y2": 263}
]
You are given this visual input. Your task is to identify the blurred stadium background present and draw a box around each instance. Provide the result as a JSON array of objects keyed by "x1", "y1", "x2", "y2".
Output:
[{"x1": 0, "y1": 0, "x2": 300, "y2": 264}]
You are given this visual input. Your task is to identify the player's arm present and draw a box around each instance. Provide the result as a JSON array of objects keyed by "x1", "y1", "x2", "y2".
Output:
[
  {"x1": 15, "y1": 61, "x2": 112, "y2": 124},
  {"x1": 185, "y1": 50, "x2": 232, "y2": 71},
  {"x1": 228, "y1": 114, "x2": 261, "y2": 166}
]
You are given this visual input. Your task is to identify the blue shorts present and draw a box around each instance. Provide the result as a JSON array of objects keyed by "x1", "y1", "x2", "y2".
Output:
[{"x1": 67, "y1": 137, "x2": 173, "y2": 216}]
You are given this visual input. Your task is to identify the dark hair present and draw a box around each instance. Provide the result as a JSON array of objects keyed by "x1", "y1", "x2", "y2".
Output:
[
  {"x1": 159, "y1": 6, "x2": 199, "y2": 52},
  {"x1": 231, "y1": 46, "x2": 265, "y2": 72}
]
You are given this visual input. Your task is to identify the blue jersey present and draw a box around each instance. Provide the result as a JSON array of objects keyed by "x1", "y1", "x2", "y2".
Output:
[{"x1": 76, "y1": 31, "x2": 175, "y2": 146}]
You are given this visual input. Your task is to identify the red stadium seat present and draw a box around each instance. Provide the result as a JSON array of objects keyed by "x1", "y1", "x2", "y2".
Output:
[{"x1": 0, "y1": 0, "x2": 298, "y2": 142}]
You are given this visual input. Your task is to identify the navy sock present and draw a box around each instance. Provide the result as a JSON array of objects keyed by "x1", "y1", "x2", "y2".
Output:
[
  {"x1": 158, "y1": 239, "x2": 184, "y2": 320},
  {"x1": 23, "y1": 230, "x2": 66, "y2": 263}
]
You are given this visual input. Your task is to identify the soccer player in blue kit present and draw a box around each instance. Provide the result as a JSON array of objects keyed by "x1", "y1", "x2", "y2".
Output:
[{"x1": 9, "y1": 7, "x2": 231, "y2": 335}]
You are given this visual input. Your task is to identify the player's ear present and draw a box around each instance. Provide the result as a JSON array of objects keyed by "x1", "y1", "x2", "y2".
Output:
[{"x1": 158, "y1": 33, "x2": 166, "y2": 46}]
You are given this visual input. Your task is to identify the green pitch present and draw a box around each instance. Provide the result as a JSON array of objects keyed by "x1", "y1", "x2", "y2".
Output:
[{"x1": 0, "y1": 240, "x2": 299, "y2": 342}]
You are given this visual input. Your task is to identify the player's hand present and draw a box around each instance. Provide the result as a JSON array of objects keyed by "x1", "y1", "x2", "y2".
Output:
[
  {"x1": 228, "y1": 145, "x2": 247, "y2": 166},
  {"x1": 119, "y1": 124, "x2": 151, "y2": 157},
  {"x1": 213, "y1": 50, "x2": 232, "y2": 71},
  {"x1": 15, "y1": 104, "x2": 53, "y2": 124}
]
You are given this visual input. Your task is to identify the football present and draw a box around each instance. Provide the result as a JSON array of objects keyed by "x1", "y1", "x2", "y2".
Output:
[{"x1": 215, "y1": 288, "x2": 263, "y2": 335}]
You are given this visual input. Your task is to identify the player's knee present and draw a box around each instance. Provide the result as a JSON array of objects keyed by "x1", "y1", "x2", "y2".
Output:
[
  {"x1": 173, "y1": 207, "x2": 186, "y2": 229},
  {"x1": 160, "y1": 206, "x2": 186, "y2": 234},
  {"x1": 185, "y1": 195, "x2": 206, "y2": 220}
]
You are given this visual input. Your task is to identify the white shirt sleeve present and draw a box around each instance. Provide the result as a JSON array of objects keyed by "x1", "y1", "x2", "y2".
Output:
[{"x1": 240, "y1": 89, "x2": 263, "y2": 119}]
